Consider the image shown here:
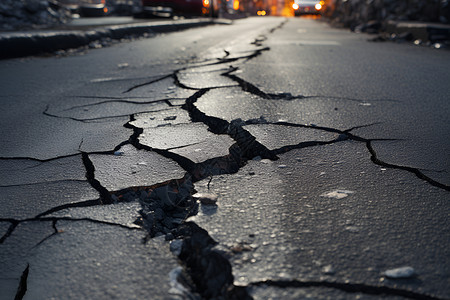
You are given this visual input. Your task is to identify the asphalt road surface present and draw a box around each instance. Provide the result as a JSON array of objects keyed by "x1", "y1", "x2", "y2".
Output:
[{"x1": 0, "y1": 16, "x2": 449, "y2": 299}]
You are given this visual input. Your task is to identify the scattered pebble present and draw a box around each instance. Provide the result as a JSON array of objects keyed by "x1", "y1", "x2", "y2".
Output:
[
  {"x1": 193, "y1": 193, "x2": 218, "y2": 205},
  {"x1": 278, "y1": 165, "x2": 287, "y2": 169},
  {"x1": 322, "y1": 265, "x2": 335, "y2": 275},
  {"x1": 384, "y1": 266, "x2": 416, "y2": 279},
  {"x1": 114, "y1": 151, "x2": 124, "y2": 156},
  {"x1": 345, "y1": 226, "x2": 360, "y2": 233},
  {"x1": 230, "y1": 242, "x2": 254, "y2": 253}
]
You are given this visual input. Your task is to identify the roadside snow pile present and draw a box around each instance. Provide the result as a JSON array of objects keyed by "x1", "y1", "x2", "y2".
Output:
[
  {"x1": 0, "y1": 0, "x2": 71, "y2": 31},
  {"x1": 324, "y1": 0, "x2": 450, "y2": 30}
]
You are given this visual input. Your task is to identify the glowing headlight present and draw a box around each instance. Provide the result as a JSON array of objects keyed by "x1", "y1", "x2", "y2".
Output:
[
  {"x1": 315, "y1": 3, "x2": 322, "y2": 10},
  {"x1": 292, "y1": 3, "x2": 299, "y2": 10}
]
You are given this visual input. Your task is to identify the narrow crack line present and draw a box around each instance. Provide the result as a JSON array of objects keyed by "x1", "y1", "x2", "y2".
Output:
[
  {"x1": 36, "y1": 217, "x2": 143, "y2": 231},
  {"x1": 34, "y1": 199, "x2": 102, "y2": 219},
  {"x1": 269, "y1": 18, "x2": 289, "y2": 33},
  {"x1": 0, "y1": 179, "x2": 87, "y2": 188},
  {"x1": 366, "y1": 141, "x2": 450, "y2": 191},
  {"x1": 267, "y1": 121, "x2": 344, "y2": 134},
  {"x1": 2, "y1": 216, "x2": 141, "y2": 247},
  {"x1": 251, "y1": 35, "x2": 268, "y2": 46},
  {"x1": 222, "y1": 67, "x2": 304, "y2": 100},
  {"x1": 343, "y1": 122, "x2": 382, "y2": 133},
  {"x1": 164, "y1": 99, "x2": 185, "y2": 107},
  {"x1": 64, "y1": 109, "x2": 170, "y2": 122},
  {"x1": 172, "y1": 71, "x2": 202, "y2": 91},
  {"x1": 216, "y1": 47, "x2": 270, "y2": 64},
  {"x1": 248, "y1": 279, "x2": 443, "y2": 300},
  {"x1": 242, "y1": 46, "x2": 271, "y2": 63},
  {"x1": 306, "y1": 95, "x2": 401, "y2": 103},
  {"x1": 14, "y1": 264, "x2": 29, "y2": 300},
  {"x1": 32, "y1": 219, "x2": 59, "y2": 249},
  {"x1": 165, "y1": 142, "x2": 203, "y2": 151},
  {"x1": 271, "y1": 135, "x2": 349, "y2": 155},
  {"x1": 122, "y1": 73, "x2": 173, "y2": 93},
  {"x1": 81, "y1": 152, "x2": 113, "y2": 204},
  {"x1": 62, "y1": 98, "x2": 184, "y2": 111},
  {"x1": 0, "y1": 153, "x2": 81, "y2": 163},
  {"x1": 43, "y1": 104, "x2": 85, "y2": 122},
  {"x1": 45, "y1": 104, "x2": 168, "y2": 123},
  {"x1": 0, "y1": 221, "x2": 19, "y2": 244},
  {"x1": 73, "y1": 95, "x2": 170, "y2": 100}
]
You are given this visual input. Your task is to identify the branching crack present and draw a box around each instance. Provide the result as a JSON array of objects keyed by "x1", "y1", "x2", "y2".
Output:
[
  {"x1": 32, "y1": 219, "x2": 59, "y2": 249},
  {"x1": 366, "y1": 141, "x2": 450, "y2": 191},
  {"x1": 223, "y1": 67, "x2": 304, "y2": 100},
  {"x1": 259, "y1": 121, "x2": 449, "y2": 191}
]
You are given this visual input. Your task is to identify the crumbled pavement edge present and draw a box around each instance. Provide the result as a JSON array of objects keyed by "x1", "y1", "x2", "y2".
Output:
[{"x1": 0, "y1": 18, "x2": 232, "y2": 60}]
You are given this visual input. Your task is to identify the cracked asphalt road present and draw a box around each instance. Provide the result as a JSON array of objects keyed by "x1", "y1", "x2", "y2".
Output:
[{"x1": 1, "y1": 17, "x2": 449, "y2": 299}]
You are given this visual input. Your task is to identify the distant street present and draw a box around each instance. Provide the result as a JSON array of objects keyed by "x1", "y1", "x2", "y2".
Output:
[{"x1": 0, "y1": 16, "x2": 449, "y2": 299}]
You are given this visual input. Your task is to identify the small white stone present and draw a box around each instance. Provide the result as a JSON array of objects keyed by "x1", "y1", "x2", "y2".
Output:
[
  {"x1": 322, "y1": 265, "x2": 335, "y2": 275},
  {"x1": 193, "y1": 193, "x2": 218, "y2": 205},
  {"x1": 384, "y1": 266, "x2": 416, "y2": 279},
  {"x1": 320, "y1": 189, "x2": 355, "y2": 199}
]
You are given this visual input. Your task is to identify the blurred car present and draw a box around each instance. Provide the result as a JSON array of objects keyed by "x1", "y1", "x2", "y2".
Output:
[
  {"x1": 79, "y1": 0, "x2": 108, "y2": 17},
  {"x1": 292, "y1": 0, "x2": 324, "y2": 15},
  {"x1": 52, "y1": 0, "x2": 108, "y2": 16},
  {"x1": 140, "y1": 0, "x2": 219, "y2": 17}
]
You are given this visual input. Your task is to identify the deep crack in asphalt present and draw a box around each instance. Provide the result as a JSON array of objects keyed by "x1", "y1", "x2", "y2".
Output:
[{"x1": 1, "y1": 18, "x2": 449, "y2": 300}]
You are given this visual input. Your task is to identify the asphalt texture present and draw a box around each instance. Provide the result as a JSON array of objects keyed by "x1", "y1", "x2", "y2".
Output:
[{"x1": 0, "y1": 16, "x2": 449, "y2": 299}]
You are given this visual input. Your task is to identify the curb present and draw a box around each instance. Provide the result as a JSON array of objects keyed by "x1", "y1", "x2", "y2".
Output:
[
  {"x1": 386, "y1": 20, "x2": 450, "y2": 42},
  {"x1": 0, "y1": 18, "x2": 231, "y2": 60}
]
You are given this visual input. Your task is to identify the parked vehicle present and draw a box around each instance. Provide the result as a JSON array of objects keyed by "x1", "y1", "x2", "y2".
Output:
[
  {"x1": 292, "y1": 0, "x2": 324, "y2": 16},
  {"x1": 52, "y1": 0, "x2": 108, "y2": 16},
  {"x1": 79, "y1": 0, "x2": 108, "y2": 17},
  {"x1": 140, "y1": 0, "x2": 219, "y2": 17}
]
